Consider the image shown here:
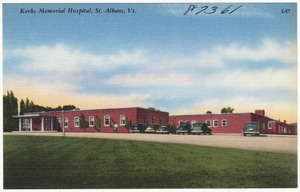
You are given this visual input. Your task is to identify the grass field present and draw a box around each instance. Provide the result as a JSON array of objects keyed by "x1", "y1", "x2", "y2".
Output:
[{"x1": 3, "y1": 135, "x2": 297, "y2": 189}]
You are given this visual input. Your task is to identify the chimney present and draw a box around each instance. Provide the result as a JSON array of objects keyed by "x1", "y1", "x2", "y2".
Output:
[
  {"x1": 206, "y1": 111, "x2": 212, "y2": 114},
  {"x1": 255, "y1": 110, "x2": 265, "y2": 117}
]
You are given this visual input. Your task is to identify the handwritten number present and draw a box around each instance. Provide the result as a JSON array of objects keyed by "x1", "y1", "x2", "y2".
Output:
[
  {"x1": 184, "y1": 4, "x2": 243, "y2": 16},
  {"x1": 206, "y1": 6, "x2": 218, "y2": 14},
  {"x1": 196, "y1": 6, "x2": 218, "y2": 15},
  {"x1": 221, "y1": 5, "x2": 232, "y2": 14},
  {"x1": 196, "y1": 6, "x2": 208, "y2": 15},
  {"x1": 228, "y1": 5, "x2": 243, "y2": 14}
]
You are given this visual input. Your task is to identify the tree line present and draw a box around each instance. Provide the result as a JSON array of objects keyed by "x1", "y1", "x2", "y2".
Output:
[{"x1": 3, "y1": 90, "x2": 77, "y2": 132}]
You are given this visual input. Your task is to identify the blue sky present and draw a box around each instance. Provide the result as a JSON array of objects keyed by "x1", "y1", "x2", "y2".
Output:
[{"x1": 3, "y1": 3, "x2": 297, "y2": 122}]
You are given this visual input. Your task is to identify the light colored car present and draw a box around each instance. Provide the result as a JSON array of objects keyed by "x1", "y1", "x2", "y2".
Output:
[{"x1": 144, "y1": 124, "x2": 160, "y2": 133}]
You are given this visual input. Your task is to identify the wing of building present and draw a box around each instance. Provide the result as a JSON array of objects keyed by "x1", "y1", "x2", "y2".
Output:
[{"x1": 169, "y1": 110, "x2": 295, "y2": 135}]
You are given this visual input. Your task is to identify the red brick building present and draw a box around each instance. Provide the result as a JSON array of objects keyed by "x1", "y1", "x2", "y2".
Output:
[
  {"x1": 14, "y1": 107, "x2": 169, "y2": 133},
  {"x1": 14, "y1": 108, "x2": 295, "y2": 135},
  {"x1": 169, "y1": 110, "x2": 295, "y2": 135}
]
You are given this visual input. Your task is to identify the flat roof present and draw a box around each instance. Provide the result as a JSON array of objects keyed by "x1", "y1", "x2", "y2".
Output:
[
  {"x1": 169, "y1": 112, "x2": 253, "y2": 116},
  {"x1": 22, "y1": 106, "x2": 169, "y2": 115}
]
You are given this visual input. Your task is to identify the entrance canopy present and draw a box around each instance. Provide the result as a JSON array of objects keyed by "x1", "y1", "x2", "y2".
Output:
[{"x1": 13, "y1": 114, "x2": 58, "y2": 132}]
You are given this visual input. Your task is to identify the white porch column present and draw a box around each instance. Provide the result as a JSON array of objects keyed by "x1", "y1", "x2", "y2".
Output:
[
  {"x1": 19, "y1": 118, "x2": 22, "y2": 132},
  {"x1": 41, "y1": 117, "x2": 44, "y2": 131},
  {"x1": 30, "y1": 118, "x2": 33, "y2": 131}
]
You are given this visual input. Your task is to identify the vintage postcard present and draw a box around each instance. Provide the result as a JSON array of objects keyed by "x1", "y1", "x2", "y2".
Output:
[{"x1": 2, "y1": 1, "x2": 298, "y2": 190}]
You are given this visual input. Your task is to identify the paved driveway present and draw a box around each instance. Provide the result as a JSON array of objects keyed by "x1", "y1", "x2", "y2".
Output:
[{"x1": 4, "y1": 132, "x2": 297, "y2": 154}]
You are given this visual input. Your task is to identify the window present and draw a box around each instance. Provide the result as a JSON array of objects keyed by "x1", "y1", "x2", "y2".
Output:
[
  {"x1": 206, "y1": 120, "x2": 211, "y2": 127},
  {"x1": 89, "y1": 116, "x2": 94, "y2": 127},
  {"x1": 159, "y1": 118, "x2": 163, "y2": 124},
  {"x1": 152, "y1": 116, "x2": 156, "y2": 123},
  {"x1": 143, "y1": 115, "x2": 147, "y2": 123},
  {"x1": 104, "y1": 115, "x2": 110, "y2": 126},
  {"x1": 222, "y1": 119, "x2": 227, "y2": 127},
  {"x1": 23, "y1": 118, "x2": 31, "y2": 130},
  {"x1": 120, "y1": 115, "x2": 126, "y2": 126},
  {"x1": 268, "y1": 122, "x2": 272, "y2": 129},
  {"x1": 74, "y1": 117, "x2": 80, "y2": 127},
  {"x1": 57, "y1": 118, "x2": 61, "y2": 124},
  {"x1": 64, "y1": 117, "x2": 68, "y2": 127},
  {"x1": 213, "y1": 120, "x2": 218, "y2": 127}
]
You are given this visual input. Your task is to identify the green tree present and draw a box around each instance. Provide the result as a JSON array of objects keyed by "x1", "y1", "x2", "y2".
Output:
[
  {"x1": 148, "y1": 107, "x2": 160, "y2": 111},
  {"x1": 221, "y1": 107, "x2": 234, "y2": 113},
  {"x1": 21, "y1": 98, "x2": 77, "y2": 113},
  {"x1": 3, "y1": 91, "x2": 19, "y2": 132},
  {"x1": 95, "y1": 116, "x2": 101, "y2": 132},
  {"x1": 3, "y1": 93, "x2": 9, "y2": 131},
  {"x1": 79, "y1": 114, "x2": 89, "y2": 132},
  {"x1": 63, "y1": 105, "x2": 77, "y2": 111},
  {"x1": 19, "y1": 99, "x2": 26, "y2": 115},
  {"x1": 29, "y1": 101, "x2": 34, "y2": 112},
  {"x1": 125, "y1": 118, "x2": 132, "y2": 130},
  {"x1": 110, "y1": 119, "x2": 117, "y2": 132},
  {"x1": 25, "y1": 98, "x2": 30, "y2": 113}
]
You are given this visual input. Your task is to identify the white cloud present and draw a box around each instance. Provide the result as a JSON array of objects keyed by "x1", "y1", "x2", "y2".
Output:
[
  {"x1": 3, "y1": 75, "x2": 153, "y2": 109},
  {"x1": 155, "y1": 39, "x2": 296, "y2": 73},
  {"x1": 216, "y1": 39, "x2": 297, "y2": 64},
  {"x1": 106, "y1": 73, "x2": 194, "y2": 87},
  {"x1": 8, "y1": 38, "x2": 295, "y2": 76},
  {"x1": 209, "y1": 67, "x2": 297, "y2": 91},
  {"x1": 12, "y1": 44, "x2": 147, "y2": 73},
  {"x1": 4, "y1": 39, "x2": 297, "y2": 122}
]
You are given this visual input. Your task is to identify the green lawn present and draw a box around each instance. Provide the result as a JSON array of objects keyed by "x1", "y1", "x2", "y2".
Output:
[{"x1": 3, "y1": 135, "x2": 297, "y2": 189}]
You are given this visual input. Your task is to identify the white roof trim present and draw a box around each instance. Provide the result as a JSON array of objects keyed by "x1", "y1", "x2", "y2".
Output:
[{"x1": 13, "y1": 114, "x2": 41, "y2": 118}]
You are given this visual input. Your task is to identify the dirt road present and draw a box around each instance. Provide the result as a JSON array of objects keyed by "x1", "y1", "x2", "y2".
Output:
[{"x1": 4, "y1": 132, "x2": 297, "y2": 154}]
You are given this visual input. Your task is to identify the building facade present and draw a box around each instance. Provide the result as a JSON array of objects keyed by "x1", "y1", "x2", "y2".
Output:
[
  {"x1": 169, "y1": 110, "x2": 295, "y2": 135},
  {"x1": 14, "y1": 108, "x2": 295, "y2": 135},
  {"x1": 14, "y1": 107, "x2": 169, "y2": 133}
]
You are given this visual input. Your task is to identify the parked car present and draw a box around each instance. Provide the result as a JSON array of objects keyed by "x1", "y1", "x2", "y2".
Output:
[
  {"x1": 130, "y1": 123, "x2": 147, "y2": 133},
  {"x1": 156, "y1": 124, "x2": 176, "y2": 134},
  {"x1": 145, "y1": 124, "x2": 160, "y2": 133},
  {"x1": 191, "y1": 122, "x2": 212, "y2": 135},
  {"x1": 243, "y1": 122, "x2": 260, "y2": 136},
  {"x1": 176, "y1": 122, "x2": 192, "y2": 134}
]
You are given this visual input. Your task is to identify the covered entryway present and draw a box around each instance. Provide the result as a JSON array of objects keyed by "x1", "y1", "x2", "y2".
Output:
[{"x1": 13, "y1": 114, "x2": 58, "y2": 132}]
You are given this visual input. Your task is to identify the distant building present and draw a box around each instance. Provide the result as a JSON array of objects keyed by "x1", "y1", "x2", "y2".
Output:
[
  {"x1": 169, "y1": 110, "x2": 295, "y2": 135},
  {"x1": 13, "y1": 107, "x2": 169, "y2": 133}
]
